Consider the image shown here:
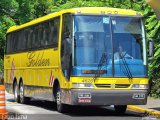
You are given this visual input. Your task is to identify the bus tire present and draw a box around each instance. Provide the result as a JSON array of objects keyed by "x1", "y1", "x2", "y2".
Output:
[
  {"x1": 19, "y1": 81, "x2": 30, "y2": 104},
  {"x1": 13, "y1": 82, "x2": 20, "y2": 103},
  {"x1": 56, "y1": 86, "x2": 67, "y2": 113},
  {"x1": 114, "y1": 105, "x2": 127, "y2": 115}
]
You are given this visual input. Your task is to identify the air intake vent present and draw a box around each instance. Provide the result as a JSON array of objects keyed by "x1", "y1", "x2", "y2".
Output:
[
  {"x1": 95, "y1": 84, "x2": 130, "y2": 88},
  {"x1": 95, "y1": 84, "x2": 111, "y2": 88},
  {"x1": 115, "y1": 84, "x2": 130, "y2": 88}
]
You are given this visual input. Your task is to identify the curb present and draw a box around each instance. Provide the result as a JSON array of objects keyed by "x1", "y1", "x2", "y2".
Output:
[{"x1": 128, "y1": 105, "x2": 160, "y2": 118}]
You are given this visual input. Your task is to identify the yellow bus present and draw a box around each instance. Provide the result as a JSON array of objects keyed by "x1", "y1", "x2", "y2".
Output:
[{"x1": 4, "y1": 7, "x2": 149, "y2": 113}]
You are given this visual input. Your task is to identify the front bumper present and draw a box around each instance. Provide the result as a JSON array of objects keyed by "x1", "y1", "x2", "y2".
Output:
[{"x1": 61, "y1": 89, "x2": 148, "y2": 105}]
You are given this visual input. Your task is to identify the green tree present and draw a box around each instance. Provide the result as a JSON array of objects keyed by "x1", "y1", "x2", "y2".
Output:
[
  {"x1": 33, "y1": 0, "x2": 54, "y2": 18},
  {"x1": 0, "y1": 0, "x2": 18, "y2": 59},
  {"x1": 0, "y1": 0, "x2": 18, "y2": 72},
  {"x1": 145, "y1": 8, "x2": 160, "y2": 97},
  {"x1": 0, "y1": 16, "x2": 15, "y2": 57},
  {"x1": 13, "y1": 0, "x2": 34, "y2": 24},
  {"x1": 0, "y1": 0, "x2": 18, "y2": 16}
]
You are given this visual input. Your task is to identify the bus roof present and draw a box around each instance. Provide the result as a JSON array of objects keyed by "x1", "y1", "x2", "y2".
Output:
[{"x1": 7, "y1": 7, "x2": 142, "y2": 33}]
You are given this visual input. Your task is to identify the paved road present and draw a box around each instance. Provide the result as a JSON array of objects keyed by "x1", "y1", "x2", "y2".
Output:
[{"x1": 5, "y1": 92, "x2": 158, "y2": 120}]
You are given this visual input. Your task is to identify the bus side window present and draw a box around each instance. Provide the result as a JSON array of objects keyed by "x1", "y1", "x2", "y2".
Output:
[
  {"x1": 27, "y1": 28, "x2": 32, "y2": 49},
  {"x1": 43, "y1": 22, "x2": 49, "y2": 46},
  {"x1": 40, "y1": 23, "x2": 46, "y2": 47},
  {"x1": 38, "y1": 24, "x2": 43, "y2": 48},
  {"x1": 6, "y1": 34, "x2": 12, "y2": 54},
  {"x1": 61, "y1": 14, "x2": 72, "y2": 80},
  {"x1": 32, "y1": 27, "x2": 38, "y2": 48},
  {"x1": 24, "y1": 29, "x2": 29, "y2": 50},
  {"x1": 32, "y1": 26, "x2": 41, "y2": 49},
  {"x1": 17, "y1": 31, "x2": 22, "y2": 51},
  {"x1": 13, "y1": 32, "x2": 18, "y2": 52},
  {"x1": 48, "y1": 20, "x2": 54, "y2": 46},
  {"x1": 48, "y1": 17, "x2": 60, "y2": 47},
  {"x1": 19, "y1": 30, "x2": 26, "y2": 51},
  {"x1": 53, "y1": 17, "x2": 60, "y2": 47}
]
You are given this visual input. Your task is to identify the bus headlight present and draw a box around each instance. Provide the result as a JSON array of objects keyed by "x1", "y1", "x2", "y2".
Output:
[
  {"x1": 72, "y1": 83, "x2": 94, "y2": 89},
  {"x1": 132, "y1": 84, "x2": 148, "y2": 89}
]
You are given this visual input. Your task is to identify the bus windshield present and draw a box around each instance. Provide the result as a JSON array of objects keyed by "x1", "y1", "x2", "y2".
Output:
[{"x1": 73, "y1": 15, "x2": 147, "y2": 77}]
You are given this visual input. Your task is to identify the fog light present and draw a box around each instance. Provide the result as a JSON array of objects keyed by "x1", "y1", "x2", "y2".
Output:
[
  {"x1": 132, "y1": 84, "x2": 148, "y2": 89},
  {"x1": 72, "y1": 83, "x2": 94, "y2": 89}
]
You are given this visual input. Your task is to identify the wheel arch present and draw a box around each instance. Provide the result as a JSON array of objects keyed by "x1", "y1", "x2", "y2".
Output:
[
  {"x1": 19, "y1": 77, "x2": 23, "y2": 88},
  {"x1": 13, "y1": 77, "x2": 17, "y2": 92},
  {"x1": 53, "y1": 78, "x2": 60, "y2": 101}
]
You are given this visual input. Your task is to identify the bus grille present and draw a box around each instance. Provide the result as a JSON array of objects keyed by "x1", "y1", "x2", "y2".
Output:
[{"x1": 95, "y1": 84, "x2": 130, "y2": 88}]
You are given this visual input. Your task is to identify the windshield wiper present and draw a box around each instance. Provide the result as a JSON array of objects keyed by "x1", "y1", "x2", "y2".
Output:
[
  {"x1": 94, "y1": 52, "x2": 107, "y2": 81},
  {"x1": 119, "y1": 52, "x2": 132, "y2": 79}
]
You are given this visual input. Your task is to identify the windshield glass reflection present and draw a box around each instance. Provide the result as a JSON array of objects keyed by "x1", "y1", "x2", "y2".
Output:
[{"x1": 73, "y1": 15, "x2": 147, "y2": 77}]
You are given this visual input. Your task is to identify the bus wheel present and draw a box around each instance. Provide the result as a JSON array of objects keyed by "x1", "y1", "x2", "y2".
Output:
[
  {"x1": 114, "y1": 105, "x2": 127, "y2": 115},
  {"x1": 56, "y1": 86, "x2": 67, "y2": 113},
  {"x1": 13, "y1": 82, "x2": 20, "y2": 103},
  {"x1": 19, "y1": 82, "x2": 30, "y2": 104}
]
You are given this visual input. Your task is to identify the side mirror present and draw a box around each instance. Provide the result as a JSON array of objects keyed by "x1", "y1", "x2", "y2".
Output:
[{"x1": 148, "y1": 38, "x2": 154, "y2": 60}]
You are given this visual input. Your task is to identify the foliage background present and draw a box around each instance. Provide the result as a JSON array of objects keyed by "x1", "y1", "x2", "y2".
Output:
[{"x1": 0, "y1": 0, "x2": 160, "y2": 97}]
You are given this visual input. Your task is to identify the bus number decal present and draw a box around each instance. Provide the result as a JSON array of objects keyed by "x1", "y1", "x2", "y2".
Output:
[
  {"x1": 27, "y1": 52, "x2": 50, "y2": 67},
  {"x1": 82, "y1": 79, "x2": 93, "y2": 83},
  {"x1": 49, "y1": 71, "x2": 54, "y2": 86}
]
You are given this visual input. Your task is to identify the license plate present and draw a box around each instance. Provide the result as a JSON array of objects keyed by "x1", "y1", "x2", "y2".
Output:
[
  {"x1": 133, "y1": 93, "x2": 145, "y2": 99},
  {"x1": 78, "y1": 93, "x2": 91, "y2": 98},
  {"x1": 78, "y1": 93, "x2": 92, "y2": 103},
  {"x1": 78, "y1": 98, "x2": 91, "y2": 103}
]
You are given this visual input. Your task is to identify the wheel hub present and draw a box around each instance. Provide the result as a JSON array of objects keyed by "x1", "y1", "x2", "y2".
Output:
[
  {"x1": 56, "y1": 91, "x2": 61, "y2": 104},
  {"x1": 20, "y1": 85, "x2": 24, "y2": 101},
  {"x1": 14, "y1": 85, "x2": 18, "y2": 99}
]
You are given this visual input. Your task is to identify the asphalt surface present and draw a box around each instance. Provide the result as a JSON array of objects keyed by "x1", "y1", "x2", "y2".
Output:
[{"x1": 6, "y1": 92, "x2": 159, "y2": 120}]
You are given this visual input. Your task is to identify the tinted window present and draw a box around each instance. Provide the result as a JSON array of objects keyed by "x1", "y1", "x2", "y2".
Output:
[
  {"x1": 38, "y1": 24, "x2": 43, "y2": 47},
  {"x1": 6, "y1": 16, "x2": 60, "y2": 54},
  {"x1": 32, "y1": 26, "x2": 41, "y2": 48},
  {"x1": 48, "y1": 17, "x2": 60, "y2": 46},
  {"x1": 13, "y1": 32, "x2": 18, "y2": 52},
  {"x1": 48, "y1": 21, "x2": 54, "y2": 45},
  {"x1": 6, "y1": 34, "x2": 12, "y2": 54},
  {"x1": 20, "y1": 31, "x2": 25, "y2": 50},
  {"x1": 42, "y1": 22, "x2": 49, "y2": 46},
  {"x1": 27, "y1": 28, "x2": 33, "y2": 49},
  {"x1": 61, "y1": 14, "x2": 72, "y2": 80}
]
